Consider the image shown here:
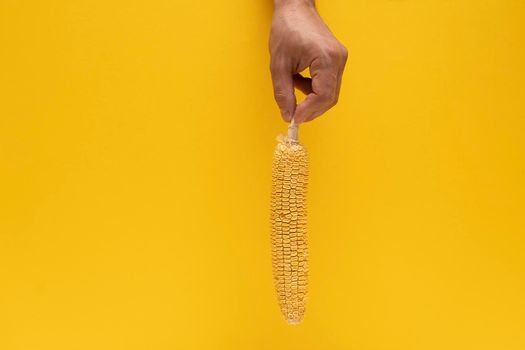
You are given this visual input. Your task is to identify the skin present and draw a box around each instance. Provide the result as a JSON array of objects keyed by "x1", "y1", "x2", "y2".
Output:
[{"x1": 270, "y1": 0, "x2": 348, "y2": 124}]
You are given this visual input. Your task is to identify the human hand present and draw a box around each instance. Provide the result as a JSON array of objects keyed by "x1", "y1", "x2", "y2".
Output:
[{"x1": 269, "y1": 0, "x2": 348, "y2": 124}]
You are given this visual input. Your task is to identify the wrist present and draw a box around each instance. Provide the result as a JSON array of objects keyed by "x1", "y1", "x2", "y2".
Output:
[{"x1": 274, "y1": 0, "x2": 315, "y2": 10}]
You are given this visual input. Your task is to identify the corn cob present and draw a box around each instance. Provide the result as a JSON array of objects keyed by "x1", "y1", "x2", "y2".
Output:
[{"x1": 270, "y1": 120, "x2": 309, "y2": 325}]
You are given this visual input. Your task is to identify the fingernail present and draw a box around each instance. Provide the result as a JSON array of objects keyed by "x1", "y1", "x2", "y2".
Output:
[{"x1": 292, "y1": 115, "x2": 303, "y2": 124}]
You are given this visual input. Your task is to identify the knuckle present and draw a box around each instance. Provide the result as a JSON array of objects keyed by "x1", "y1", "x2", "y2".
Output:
[
  {"x1": 273, "y1": 90, "x2": 291, "y2": 104},
  {"x1": 273, "y1": 90, "x2": 285, "y2": 101},
  {"x1": 318, "y1": 90, "x2": 338, "y2": 108},
  {"x1": 328, "y1": 47, "x2": 340, "y2": 59},
  {"x1": 321, "y1": 50, "x2": 336, "y2": 64},
  {"x1": 332, "y1": 94, "x2": 339, "y2": 106},
  {"x1": 326, "y1": 99, "x2": 337, "y2": 109},
  {"x1": 340, "y1": 45, "x2": 349, "y2": 61},
  {"x1": 324, "y1": 43, "x2": 349, "y2": 62}
]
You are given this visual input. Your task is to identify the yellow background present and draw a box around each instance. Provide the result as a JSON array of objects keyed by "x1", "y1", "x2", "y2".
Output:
[{"x1": 1, "y1": 1, "x2": 524, "y2": 349}]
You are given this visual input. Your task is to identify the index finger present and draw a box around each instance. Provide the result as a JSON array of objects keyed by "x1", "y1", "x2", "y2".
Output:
[
  {"x1": 294, "y1": 55, "x2": 339, "y2": 123},
  {"x1": 292, "y1": 55, "x2": 343, "y2": 123}
]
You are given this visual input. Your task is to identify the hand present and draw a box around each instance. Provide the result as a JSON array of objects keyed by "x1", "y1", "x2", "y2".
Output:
[{"x1": 269, "y1": 0, "x2": 348, "y2": 124}]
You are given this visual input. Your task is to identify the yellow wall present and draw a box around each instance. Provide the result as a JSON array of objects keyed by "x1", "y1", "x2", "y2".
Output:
[{"x1": 1, "y1": 1, "x2": 524, "y2": 349}]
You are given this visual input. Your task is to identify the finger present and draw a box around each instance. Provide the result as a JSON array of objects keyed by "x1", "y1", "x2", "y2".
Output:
[
  {"x1": 293, "y1": 74, "x2": 313, "y2": 95},
  {"x1": 270, "y1": 60, "x2": 296, "y2": 122},
  {"x1": 332, "y1": 48, "x2": 348, "y2": 115},
  {"x1": 308, "y1": 62, "x2": 344, "y2": 124},
  {"x1": 293, "y1": 59, "x2": 339, "y2": 123}
]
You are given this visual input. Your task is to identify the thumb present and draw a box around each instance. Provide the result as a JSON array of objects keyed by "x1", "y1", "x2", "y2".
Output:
[{"x1": 270, "y1": 62, "x2": 296, "y2": 122}]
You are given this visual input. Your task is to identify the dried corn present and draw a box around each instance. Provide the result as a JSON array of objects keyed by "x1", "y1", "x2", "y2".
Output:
[{"x1": 270, "y1": 120, "x2": 309, "y2": 325}]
